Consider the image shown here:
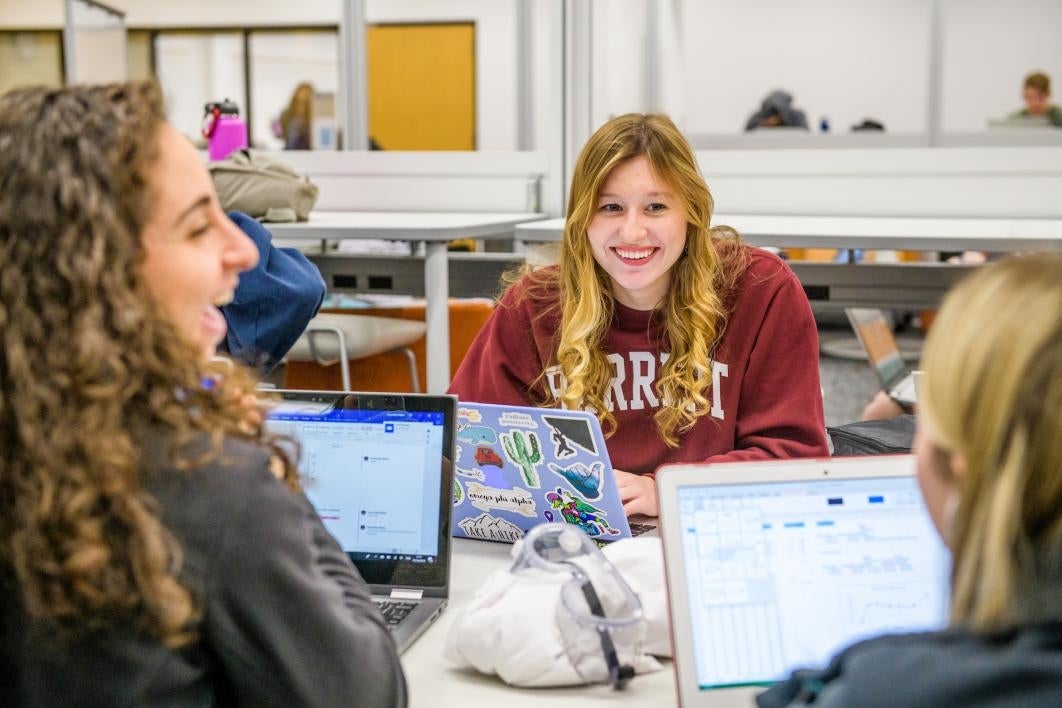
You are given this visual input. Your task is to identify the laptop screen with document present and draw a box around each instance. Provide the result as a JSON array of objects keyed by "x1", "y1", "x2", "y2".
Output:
[{"x1": 264, "y1": 390, "x2": 455, "y2": 592}]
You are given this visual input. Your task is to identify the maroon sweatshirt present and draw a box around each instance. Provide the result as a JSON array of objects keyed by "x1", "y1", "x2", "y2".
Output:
[{"x1": 448, "y1": 247, "x2": 828, "y2": 476}]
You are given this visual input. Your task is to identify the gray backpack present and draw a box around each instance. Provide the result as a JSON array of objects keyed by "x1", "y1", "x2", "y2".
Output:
[{"x1": 208, "y1": 149, "x2": 319, "y2": 222}]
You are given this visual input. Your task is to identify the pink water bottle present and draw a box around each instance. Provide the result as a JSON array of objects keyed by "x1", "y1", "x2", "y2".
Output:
[{"x1": 202, "y1": 99, "x2": 247, "y2": 161}]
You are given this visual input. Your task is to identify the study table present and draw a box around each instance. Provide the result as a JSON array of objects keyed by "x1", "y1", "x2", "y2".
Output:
[
  {"x1": 514, "y1": 214, "x2": 1062, "y2": 309},
  {"x1": 513, "y1": 214, "x2": 1062, "y2": 252},
  {"x1": 401, "y1": 537, "x2": 678, "y2": 707},
  {"x1": 268, "y1": 212, "x2": 546, "y2": 394}
]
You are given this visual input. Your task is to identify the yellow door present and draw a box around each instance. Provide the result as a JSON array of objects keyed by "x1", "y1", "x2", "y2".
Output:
[{"x1": 367, "y1": 23, "x2": 475, "y2": 150}]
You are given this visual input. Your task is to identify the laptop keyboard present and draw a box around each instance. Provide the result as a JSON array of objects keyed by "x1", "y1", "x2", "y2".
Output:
[
  {"x1": 629, "y1": 522, "x2": 657, "y2": 537},
  {"x1": 374, "y1": 599, "x2": 418, "y2": 629}
]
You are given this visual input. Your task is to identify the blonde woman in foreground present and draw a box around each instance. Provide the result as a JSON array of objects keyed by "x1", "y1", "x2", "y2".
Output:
[
  {"x1": 760, "y1": 254, "x2": 1062, "y2": 706},
  {"x1": 450, "y1": 113, "x2": 828, "y2": 517}
]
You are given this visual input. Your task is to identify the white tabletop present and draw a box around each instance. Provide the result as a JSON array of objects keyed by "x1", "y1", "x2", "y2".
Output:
[
  {"x1": 514, "y1": 214, "x2": 1062, "y2": 252},
  {"x1": 269, "y1": 211, "x2": 547, "y2": 242},
  {"x1": 401, "y1": 538, "x2": 678, "y2": 706}
]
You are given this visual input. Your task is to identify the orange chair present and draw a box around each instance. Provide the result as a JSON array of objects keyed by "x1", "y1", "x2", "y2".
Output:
[{"x1": 284, "y1": 299, "x2": 495, "y2": 393}]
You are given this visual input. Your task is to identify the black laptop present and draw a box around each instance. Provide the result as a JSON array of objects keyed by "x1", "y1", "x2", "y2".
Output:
[{"x1": 263, "y1": 390, "x2": 456, "y2": 653}]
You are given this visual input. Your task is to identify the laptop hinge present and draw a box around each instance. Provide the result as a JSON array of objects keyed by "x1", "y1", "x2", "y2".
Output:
[{"x1": 389, "y1": 588, "x2": 423, "y2": 600}]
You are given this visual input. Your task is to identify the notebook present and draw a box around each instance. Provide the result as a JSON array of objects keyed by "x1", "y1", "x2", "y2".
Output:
[
  {"x1": 451, "y1": 401, "x2": 656, "y2": 543},
  {"x1": 657, "y1": 456, "x2": 951, "y2": 707},
  {"x1": 263, "y1": 389, "x2": 457, "y2": 654},
  {"x1": 845, "y1": 308, "x2": 918, "y2": 406}
]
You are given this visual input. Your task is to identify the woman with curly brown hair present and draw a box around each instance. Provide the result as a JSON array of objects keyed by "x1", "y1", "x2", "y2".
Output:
[
  {"x1": 0, "y1": 81, "x2": 405, "y2": 706},
  {"x1": 449, "y1": 113, "x2": 828, "y2": 517}
]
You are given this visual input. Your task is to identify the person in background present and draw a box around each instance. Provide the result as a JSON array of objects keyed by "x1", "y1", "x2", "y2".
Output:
[
  {"x1": 219, "y1": 212, "x2": 326, "y2": 374},
  {"x1": 745, "y1": 90, "x2": 809, "y2": 131},
  {"x1": 1010, "y1": 71, "x2": 1062, "y2": 126},
  {"x1": 275, "y1": 81, "x2": 314, "y2": 149},
  {"x1": 761, "y1": 255, "x2": 1062, "y2": 707},
  {"x1": 449, "y1": 113, "x2": 828, "y2": 518},
  {"x1": 0, "y1": 81, "x2": 405, "y2": 707}
]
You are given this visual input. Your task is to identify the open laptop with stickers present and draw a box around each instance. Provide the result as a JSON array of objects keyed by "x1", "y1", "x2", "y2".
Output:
[
  {"x1": 262, "y1": 390, "x2": 456, "y2": 654},
  {"x1": 452, "y1": 401, "x2": 655, "y2": 543},
  {"x1": 657, "y1": 456, "x2": 950, "y2": 707}
]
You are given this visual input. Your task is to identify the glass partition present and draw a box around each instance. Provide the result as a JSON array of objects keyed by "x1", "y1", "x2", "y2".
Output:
[
  {"x1": 64, "y1": 0, "x2": 126, "y2": 85},
  {"x1": 154, "y1": 31, "x2": 246, "y2": 149},
  {"x1": 0, "y1": 31, "x2": 63, "y2": 95},
  {"x1": 249, "y1": 30, "x2": 341, "y2": 150}
]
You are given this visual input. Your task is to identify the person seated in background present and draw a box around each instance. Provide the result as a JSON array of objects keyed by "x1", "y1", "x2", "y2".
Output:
[
  {"x1": 1010, "y1": 71, "x2": 1062, "y2": 126},
  {"x1": 744, "y1": 90, "x2": 809, "y2": 131},
  {"x1": 449, "y1": 113, "x2": 829, "y2": 518},
  {"x1": 851, "y1": 118, "x2": 885, "y2": 132},
  {"x1": 761, "y1": 255, "x2": 1062, "y2": 707},
  {"x1": 219, "y1": 211, "x2": 326, "y2": 374},
  {"x1": 274, "y1": 81, "x2": 314, "y2": 149},
  {"x1": 0, "y1": 81, "x2": 405, "y2": 706}
]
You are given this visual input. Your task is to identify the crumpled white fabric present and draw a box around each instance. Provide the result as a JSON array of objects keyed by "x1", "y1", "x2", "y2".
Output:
[{"x1": 444, "y1": 537, "x2": 672, "y2": 687}]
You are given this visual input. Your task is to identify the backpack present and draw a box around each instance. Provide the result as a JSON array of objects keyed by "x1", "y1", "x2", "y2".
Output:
[
  {"x1": 827, "y1": 415, "x2": 916, "y2": 456},
  {"x1": 208, "y1": 149, "x2": 319, "y2": 222}
]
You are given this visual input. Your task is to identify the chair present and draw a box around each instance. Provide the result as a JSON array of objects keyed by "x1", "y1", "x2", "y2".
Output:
[{"x1": 285, "y1": 313, "x2": 427, "y2": 392}]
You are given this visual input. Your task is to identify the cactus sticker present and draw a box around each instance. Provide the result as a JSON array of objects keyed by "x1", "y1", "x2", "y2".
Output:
[
  {"x1": 453, "y1": 479, "x2": 463, "y2": 506},
  {"x1": 500, "y1": 429, "x2": 543, "y2": 488}
]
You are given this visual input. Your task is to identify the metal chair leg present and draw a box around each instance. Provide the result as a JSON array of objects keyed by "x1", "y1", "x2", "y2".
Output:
[
  {"x1": 305, "y1": 326, "x2": 351, "y2": 392},
  {"x1": 397, "y1": 347, "x2": 421, "y2": 393}
]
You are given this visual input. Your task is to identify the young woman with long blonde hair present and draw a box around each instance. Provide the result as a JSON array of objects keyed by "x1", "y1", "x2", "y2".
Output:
[
  {"x1": 450, "y1": 113, "x2": 828, "y2": 517},
  {"x1": 0, "y1": 81, "x2": 404, "y2": 706}
]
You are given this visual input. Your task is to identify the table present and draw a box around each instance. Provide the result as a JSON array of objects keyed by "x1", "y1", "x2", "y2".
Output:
[
  {"x1": 269, "y1": 212, "x2": 546, "y2": 393},
  {"x1": 401, "y1": 538, "x2": 678, "y2": 706},
  {"x1": 514, "y1": 215, "x2": 1062, "y2": 309},
  {"x1": 513, "y1": 214, "x2": 1062, "y2": 252}
]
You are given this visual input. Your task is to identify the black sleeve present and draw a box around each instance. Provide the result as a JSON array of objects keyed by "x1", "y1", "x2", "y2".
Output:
[{"x1": 203, "y1": 464, "x2": 406, "y2": 708}]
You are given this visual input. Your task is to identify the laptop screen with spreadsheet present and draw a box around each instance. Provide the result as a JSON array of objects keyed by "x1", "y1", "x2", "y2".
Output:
[{"x1": 673, "y1": 472, "x2": 949, "y2": 691}]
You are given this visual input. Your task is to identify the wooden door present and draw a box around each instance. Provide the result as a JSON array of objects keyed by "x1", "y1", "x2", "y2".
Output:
[{"x1": 367, "y1": 23, "x2": 475, "y2": 150}]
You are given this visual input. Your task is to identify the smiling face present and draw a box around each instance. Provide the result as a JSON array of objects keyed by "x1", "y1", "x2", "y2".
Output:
[
  {"x1": 585, "y1": 155, "x2": 687, "y2": 310},
  {"x1": 139, "y1": 123, "x2": 258, "y2": 357}
]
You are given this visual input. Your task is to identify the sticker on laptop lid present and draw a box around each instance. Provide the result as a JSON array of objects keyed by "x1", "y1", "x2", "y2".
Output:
[
  {"x1": 543, "y1": 415, "x2": 598, "y2": 457},
  {"x1": 499, "y1": 430, "x2": 543, "y2": 488},
  {"x1": 499, "y1": 411, "x2": 538, "y2": 430},
  {"x1": 458, "y1": 512, "x2": 524, "y2": 542},
  {"x1": 465, "y1": 482, "x2": 537, "y2": 518},
  {"x1": 545, "y1": 487, "x2": 620, "y2": 538},
  {"x1": 547, "y1": 461, "x2": 605, "y2": 501}
]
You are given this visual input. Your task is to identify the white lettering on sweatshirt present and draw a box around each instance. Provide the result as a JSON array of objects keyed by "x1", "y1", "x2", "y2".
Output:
[{"x1": 544, "y1": 353, "x2": 728, "y2": 420}]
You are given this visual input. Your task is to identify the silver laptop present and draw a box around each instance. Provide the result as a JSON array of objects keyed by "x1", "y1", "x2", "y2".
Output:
[
  {"x1": 845, "y1": 308, "x2": 917, "y2": 407},
  {"x1": 987, "y1": 116, "x2": 1050, "y2": 130},
  {"x1": 657, "y1": 456, "x2": 950, "y2": 707},
  {"x1": 264, "y1": 390, "x2": 456, "y2": 654}
]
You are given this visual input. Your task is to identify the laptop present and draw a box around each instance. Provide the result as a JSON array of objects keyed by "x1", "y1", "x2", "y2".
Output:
[
  {"x1": 987, "y1": 116, "x2": 1050, "y2": 130},
  {"x1": 451, "y1": 401, "x2": 656, "y2": 543},
  {"x1": 657, "y1": 456, "x2": 951, "y2": 707},
  {"x1": 845, "y1": 308, "x2": 918, "y2": 407},
  {"x1": 263, "y1": 389, "x2": 456, "y2": 654}
]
